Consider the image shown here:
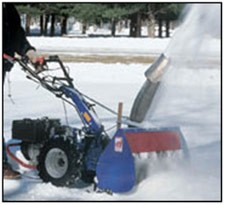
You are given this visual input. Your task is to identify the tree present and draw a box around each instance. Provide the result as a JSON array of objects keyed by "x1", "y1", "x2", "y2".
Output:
[
  {"x1": 18, "y1": 3, "x2": 72, "y2": 36},
  {"x1": 59, "y1": 4, "x2": 72, "y2": 35},
  {"x1": 71, "y1": 4, "x2": 105, "y2": 34},
  {"x1": 16, "y1": 3, "x2": 184, "y2": 38},
  {"x1": 15, "y1": 3, "x2": 42, "y2": 36},
  {"x1": 146, "y1": 4, "x2": 156, "y2": 38},
  {"x1": 16, "y1": 3, "x2": 51, "y2": 36},
  {"x1": 121, "y1": 4, "x2": 147, "y2": 37},
  {"x1": 154, "y1": 3, "x2": 184, "y2": 37},
  {"x1": 101, "y1": 4, "x2": 129, "y2": 36},
  {"x1": 41, "y1": 4, "x2": 58, "y2": 36},
  {"x1": 50, "y1": 3, "x2": 74, "y2": 36}
]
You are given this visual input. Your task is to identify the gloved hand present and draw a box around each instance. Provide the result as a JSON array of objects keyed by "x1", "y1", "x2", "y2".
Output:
[
  {"x1": 26, "y1": 49, "x2": 41, "y2": 63},
  {"x1": 26, "y1": 49, "x2": 45, "y2": 73}
]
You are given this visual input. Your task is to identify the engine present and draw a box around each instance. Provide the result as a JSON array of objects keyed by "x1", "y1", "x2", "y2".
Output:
[
  {"x1": 12, "y1": 117, "x2": 63, "y2": 165},
  {"x1": 11, "y1": 117, "x2": 108, "y2": 186}
]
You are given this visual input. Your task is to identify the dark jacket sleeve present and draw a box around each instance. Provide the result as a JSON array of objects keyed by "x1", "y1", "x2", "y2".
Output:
[
  {"x1": 3, "y1": 4, "x2": 36, "y2": 76},
  {"x1": 9, "y1": 4, "x2": 35, "y2": 56},
  {"x1": 14, "y1": 25, "x2": 36, "y2": 56}
]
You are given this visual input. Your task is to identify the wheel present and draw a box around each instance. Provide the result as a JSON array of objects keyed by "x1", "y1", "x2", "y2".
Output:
[
  {"x1": 37, "y1": 137, "x2": 80, "y2": 187},
  {"x1": 80, "y1": 170, "x2": 96, "y2": 184}
]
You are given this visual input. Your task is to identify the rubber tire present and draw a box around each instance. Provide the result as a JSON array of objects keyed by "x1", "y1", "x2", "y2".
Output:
[
  {"x1": 37, "y1": 137, "x2": 80, "y2": 187},
  {"x1": 81, "y1": 170, "x2": 96, "y2": 184}
]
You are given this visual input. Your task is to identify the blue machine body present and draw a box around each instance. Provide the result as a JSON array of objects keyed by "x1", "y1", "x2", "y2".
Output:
[
  {"x1": 61, "y1": 86, "x2": 103, "y2": 134},
  {"x1": 61, "y1": 86, "x2": 104, "y2": 171},
  {"x1": 60, "y1": 86, "x2": 190, "y2": 193},
  {"x1": 96, "y1": 129, "x2": 136, "y2": 193},
  {"x1": 96, "y1": 127, "x2": 190, "y2": 193}
]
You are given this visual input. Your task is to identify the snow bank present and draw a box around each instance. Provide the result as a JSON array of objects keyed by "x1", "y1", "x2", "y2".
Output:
[{"x1": 28, "y1": 37, "x2": 170, "y2": 56}]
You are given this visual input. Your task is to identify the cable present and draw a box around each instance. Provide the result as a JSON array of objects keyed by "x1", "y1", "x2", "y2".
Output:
[
  {"x1": 105, "y1": 124, "x2": 117, "y2": 132},
  {"x1": 79, "y1": 91, "x2": 120, "y2": 116},
  {"x1": 7, "y1": 73, "x2": 15, "y2": 104},
  {"x1": 62, "y1": 99, "x2": 69, "y2": 126},
  {"x1": 6, "y1": 143, "x2": 37, "y2": 170}
]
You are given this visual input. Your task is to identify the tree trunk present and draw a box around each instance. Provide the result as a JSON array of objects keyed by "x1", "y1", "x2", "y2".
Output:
[
  {"x1": 82, "y1": 22, "x2": 87, "y2": 35},
  {"x1": 158, "y1": 19, "x2": 162, "y2": 38},
  {"x1": 147, "y1": 5, "x2": 155, "y2": 38},
  {"x1": 165, "y1": 20, "x2": 170, "y2": 37},
  {"x1": 50, "y1": 14, "x2": 55, "y2": 37},
  {"x1": 129, "y1": 12, "x2": 141, "y2": 37},
  {"x1": 111, "y1": 18, "x2": 116, "y2": 36},
  {"x1": 147, "y1": 20, "x2": 155, "y2": 38},
  {"x1": 125, "y1": 19, "x2": 129, "y2": 28},
  {"x1": 25, "y1": 14, "x2": 31, "y2": 36},
  {"x1": 40, "y1": 15, "x2": 44, "y2": 36},
  {"x1": 117, "y1": 20, "x2": 123, "y2": 33},
  {"x1": 44, "y1": 14, "x2": 49, "y2": 36},
  {"x1": 93, "y1": 24, "x2": 97, "y2": 32},
  {"x1": 61, "y1": 15, "x2": 68, "y2": 36}
]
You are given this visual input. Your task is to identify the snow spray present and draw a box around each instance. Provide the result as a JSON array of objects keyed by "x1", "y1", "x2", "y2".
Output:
[
  {"x1": 130, "y1": 4, "x2": 221, "y2": 183},
  {"x1": 165, "y1": 3, "x2": 221, "y2": 68},
  {"x1": 130, "y1": 3, "x2": 221, "y2": 124},
  {"x1": 145, "y1": 3, "x2": 221, "y2": 126}
]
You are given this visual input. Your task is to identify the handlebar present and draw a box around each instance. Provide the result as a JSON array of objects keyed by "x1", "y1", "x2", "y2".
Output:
[{"x1": 3, "y1": 53, "x2": 74, "y2": 96}]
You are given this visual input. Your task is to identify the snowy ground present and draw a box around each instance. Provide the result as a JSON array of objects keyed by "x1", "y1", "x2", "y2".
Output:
[
  {"x1": 3, "y1": 36, "x2": 221, "y2": 201},
  {"x1": 29, "y1": 36, "x2": 170, "y2": 57}
]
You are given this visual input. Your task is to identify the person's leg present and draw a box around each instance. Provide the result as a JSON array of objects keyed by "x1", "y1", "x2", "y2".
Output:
[
  {"x1": 3, "y1": 71, "x2": 8, "y2": 164},
  {"x1": 3, "y1": 138, "x2": 7, "y2": 164},
  {"x1": 3, "y1": 71, "x2": 21, "y2": 179}
]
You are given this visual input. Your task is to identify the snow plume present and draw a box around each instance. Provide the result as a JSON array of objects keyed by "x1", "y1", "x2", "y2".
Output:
[
  {"x1": 140, "y1": 6, "x2": 221, "y2": 200},
  {"x1": 165, "y1": 3, "x2": 221, "y2": 68},
  {"x1": 145, "y1": 3, "x2": 221, "y2": 146}
]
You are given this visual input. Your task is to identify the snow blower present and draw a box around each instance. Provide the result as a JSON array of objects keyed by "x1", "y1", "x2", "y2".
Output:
[{"x1": 4, "y1": 54, "x2": 189, "y2": 193}]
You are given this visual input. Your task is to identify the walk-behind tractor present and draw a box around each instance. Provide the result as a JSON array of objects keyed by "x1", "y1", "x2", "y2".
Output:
[{"x1": 4, "y1": 54, "x2": 189, "y2": 193}]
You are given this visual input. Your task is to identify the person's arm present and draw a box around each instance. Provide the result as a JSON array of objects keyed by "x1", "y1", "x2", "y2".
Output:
[
  {"x1": 10, "y1": 4, "x2": 35, "y2": 56},
  {"x1": 14, "y1": 26, "x2": 36, "y2": 56}
]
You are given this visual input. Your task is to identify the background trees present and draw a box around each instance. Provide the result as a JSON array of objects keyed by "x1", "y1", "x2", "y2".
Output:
[{"x1": 15, "y1": 3, "x2": 184, "y2": 37}]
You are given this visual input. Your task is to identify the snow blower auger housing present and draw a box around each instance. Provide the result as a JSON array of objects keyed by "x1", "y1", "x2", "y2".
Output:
[{"x1": 4, "y1": 54, "x2": 189, "y2": 193}]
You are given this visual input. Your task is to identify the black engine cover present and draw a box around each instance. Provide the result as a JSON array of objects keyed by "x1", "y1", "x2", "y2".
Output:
[{"x1": 12, "y1": 118, "x2": 60, "y2": 143}]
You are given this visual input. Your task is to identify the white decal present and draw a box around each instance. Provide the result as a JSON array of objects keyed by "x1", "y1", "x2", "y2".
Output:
[{"x1": 115, "y1": 137, "x2": 123, "y2": 152}]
